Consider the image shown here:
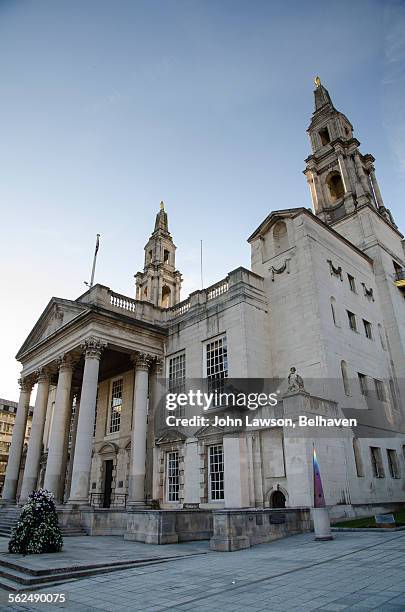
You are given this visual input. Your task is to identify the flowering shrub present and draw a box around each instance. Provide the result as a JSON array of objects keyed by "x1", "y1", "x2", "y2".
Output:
[{"x1": 9, "y1": 489, "x2": 63, "y2": 554}]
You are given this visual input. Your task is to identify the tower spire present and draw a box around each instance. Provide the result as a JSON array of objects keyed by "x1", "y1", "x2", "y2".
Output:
[
  {"x1": 313, "y1": 76, "x2": 334, "y2": 111},
  {"x1": 303, "y1": 79, "x2": 397, "y2": 229},
  {"x1": 135, "y1": 202, "x2": 182, "y2": 308}
]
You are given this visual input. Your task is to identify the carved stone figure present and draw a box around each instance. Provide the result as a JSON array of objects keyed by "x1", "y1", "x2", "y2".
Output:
[{"x1": 287, "y1": 367, "x2": 305, "y2": 392}]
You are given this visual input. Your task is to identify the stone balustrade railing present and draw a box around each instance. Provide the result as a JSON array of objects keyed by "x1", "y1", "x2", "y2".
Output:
[
  {"x1": 77, "y1": 267, "x2": 263, "y2": 323},
  {"x1": 206, "y1": 278, "x2": 229, "y2": 300},
  {"x1": 168, "y1": 298, "x2": 191, "y2": 317},
  {"x1": 110, "y1": 292, "x2": 137, "y2": 312}
]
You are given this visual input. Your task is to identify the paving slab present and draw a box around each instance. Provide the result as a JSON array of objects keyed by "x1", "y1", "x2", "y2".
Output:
[
  {"x1": 0, "y1": 535, "x2": 209, "y2": 573},
  {"x1": 0, "y1": 531, "x2": 404, "y2": 611}
]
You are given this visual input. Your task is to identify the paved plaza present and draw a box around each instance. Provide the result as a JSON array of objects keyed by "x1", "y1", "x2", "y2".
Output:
[{"x1": 1, "y1": 531, "x2": 405, "y2": 611}]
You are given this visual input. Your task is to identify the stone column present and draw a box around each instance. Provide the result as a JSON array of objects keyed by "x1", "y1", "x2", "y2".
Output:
[
  {"x1": 354, "y1": 152, "x2": 371, "y2": 202},
  {"x1": 2, "y1": 378, "x2": 33, "y2": 503},
  {"x1": 369, "y1": 166, "x2": 384, "y2": 208},
  {"x1": 64, "y1": 392, "x2": 80, "y2": 501},
  {"x1": 19, "y1": 369, "x2": 51, "y2": 502},
  {"x1": 68, "y1": 338, "x2": 106, "y2": 505},
  {"x1": 336, "y1": 152, "x2": 351, "y2": 195},
  {"x1": 44, "y1": 355, "x2": 75, "y2": 502},
  {"x1": 128, "y1": 352, "x2": 151, "y2": 507}
]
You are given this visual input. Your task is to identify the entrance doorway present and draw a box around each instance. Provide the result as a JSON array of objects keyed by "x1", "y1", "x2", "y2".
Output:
[
  {"x1": 270, "y1": 490, "x2": 286, "y2": 508},
  {"x1": 103, "y1": 460, "x2": 113, "y2": 508}
]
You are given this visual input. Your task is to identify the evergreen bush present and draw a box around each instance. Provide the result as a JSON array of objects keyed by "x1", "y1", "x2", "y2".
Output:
[{"x1": 9, "y1": 489, "x2": 63, "y2": 554}]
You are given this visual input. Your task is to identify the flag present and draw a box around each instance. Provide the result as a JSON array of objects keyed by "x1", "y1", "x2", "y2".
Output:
[
  {"x1": 313, "y1": 445, "x2": 326, "y2": 508},
  {"x1": 95, "y1": 234, "x2": 100, "y2": 255}
]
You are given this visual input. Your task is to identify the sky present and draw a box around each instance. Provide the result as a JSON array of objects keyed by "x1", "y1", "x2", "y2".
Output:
[{"x1": 0, "y1": 0, "x2": 404, "y2": 401}]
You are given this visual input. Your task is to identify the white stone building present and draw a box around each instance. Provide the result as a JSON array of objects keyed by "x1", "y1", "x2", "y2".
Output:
[{"x1": 2, "y1": 80, "x2": 405, "y2": 542}]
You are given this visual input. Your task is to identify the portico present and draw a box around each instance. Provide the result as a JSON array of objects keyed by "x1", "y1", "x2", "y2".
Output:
[{"x1": 1, "y1": 284, "x2": 166, "y2": 513}]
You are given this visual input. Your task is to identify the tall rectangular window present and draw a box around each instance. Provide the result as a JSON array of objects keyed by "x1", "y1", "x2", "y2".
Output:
[
  {"x1": 363, "y1": 319, "x2": 373, "y2": 339},
  {"x1": 387, "y1": 449, "x2": 400, "y2": 479},
  {"x1": 347, "y1": 310, "x2": 357, "y2": 332},
  {"x1": 109, "y1": 378, "x2": 123, "y2": 434},
  {"x1": 347, "y1": 274, "x2": 356, "y2": 292},
  {"x1": 370, "y1": 446, "x2": 385, "y2": 478},
  {"x1": 206, "y1": 336, "x2": 228, "y2": 394},
  {"x1": 208, "y1": 444, "x2": 224, "y2": 501},
  {"x1": 166, "y1": 451, "x2": 180, "y2": 502},
  {"x1": 168, "y1": 353, "x2": 186, "y2": 393},
  {"x1": 358, "y1": 373, "x2": 368, "y2": 396},
  {"x1": 374, "y1": 379, "x2": 386, "y2": 402}
]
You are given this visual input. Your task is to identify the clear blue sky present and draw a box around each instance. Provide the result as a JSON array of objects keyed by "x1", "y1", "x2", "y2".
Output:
[{"x1": 1, "y1": 0, "x2": 404, "y2": 399}]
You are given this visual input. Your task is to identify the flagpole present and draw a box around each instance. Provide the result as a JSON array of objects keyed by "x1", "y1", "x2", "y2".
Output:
[
  {"x1": 200, "y1": 239, "x2": 204, "y2": 289},
  {"x1": 90, "y1": 234, "x2": 100, "y2": 288}
]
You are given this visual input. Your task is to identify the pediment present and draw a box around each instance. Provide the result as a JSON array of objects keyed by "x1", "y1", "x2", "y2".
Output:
[
  {"x1": 194, "y1": 424, "x2": 225, "y2": 438},
  {"x1": 16, "y1": 297, "x2": 88, "y2": 358},
  {"x1": 155, "y1": 428, "x2": 186, "y2": 445},
  {"x1": 98, "y1": 442, "x2": 119, "y2": 455},
  {"x1": 248, "y1": 208, "x2": 307, "y2": 243}
]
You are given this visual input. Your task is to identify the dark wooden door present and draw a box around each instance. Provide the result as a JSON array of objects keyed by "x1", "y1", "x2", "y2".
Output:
[{"x1": 103, "y1": 460, "x2": 113, "y2": 508}]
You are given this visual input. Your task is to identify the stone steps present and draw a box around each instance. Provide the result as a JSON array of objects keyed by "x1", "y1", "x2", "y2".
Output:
[
  {"x1": 0, "y1": 508, "x2": 87, "y2": 538},
  {"x1": 0, "y1": 553, "x2": 204, "y2": 591}
]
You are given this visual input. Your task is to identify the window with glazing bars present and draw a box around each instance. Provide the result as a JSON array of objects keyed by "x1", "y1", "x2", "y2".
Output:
[
  {"x1": 166, "y1": 451, "x2": 180, "y2": 502},
  {"x1": 109, "y1": 379, "x2": 123, "y2": 433},
  {"x1": 206, "y1": 336, "x2": 228, "y2": 394},
  {"x1": 209, "y1": 444, "x2": 224, "y2": 500},
  {"x1": 169, "y1": 353, "x2": 186, "y2": 393}
]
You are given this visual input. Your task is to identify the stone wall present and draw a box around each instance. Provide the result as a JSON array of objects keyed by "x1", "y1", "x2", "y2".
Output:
[
  {"x1": 125, "y1": 509, "x2": 213, "y2": 544},
  {"x1": 210, "y1": 508, "x2": 311, "y2": 552}
]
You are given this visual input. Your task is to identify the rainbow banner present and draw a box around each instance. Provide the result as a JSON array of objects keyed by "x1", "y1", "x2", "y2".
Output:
[{"x1": 313, "y1": 445, "x2": 326, "y2": 508}]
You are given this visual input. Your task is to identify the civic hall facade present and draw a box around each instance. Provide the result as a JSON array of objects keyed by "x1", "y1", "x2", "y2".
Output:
[{"x1": 2, "y1": 82, "x2": 405, "y2": 545}]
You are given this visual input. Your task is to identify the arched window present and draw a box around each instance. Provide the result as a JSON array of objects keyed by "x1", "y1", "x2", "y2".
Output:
[
  {"x1": 326, "y1": 172, "x2": 345, "y2": 203},
  {"x1": 330, "y1": 297, "x2": 339, "y2": 326},
  {"x1": 319, "y1": 127, "x2": 330, "y2": 146},
  {"x1": 341, "y1": 360, "x2": 350, "y2": 396},
  {"x1": 273, "y1": 221, "x2": 289, "y2": 253},
  {"x1": 161, "y1": 285, "x2": 171, "y2": 308},
  {"x1": 353, "y1": 438, "x2": 364, "y2": 477}
]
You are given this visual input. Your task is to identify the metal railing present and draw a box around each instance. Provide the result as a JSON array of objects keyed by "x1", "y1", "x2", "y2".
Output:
[{"x1": 89, "y1": 493, "x2": 128, "y2": 508}]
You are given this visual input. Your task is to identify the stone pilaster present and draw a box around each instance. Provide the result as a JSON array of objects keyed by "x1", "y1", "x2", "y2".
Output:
[
  {"x1": 68, "y1": 337, "x2": 106, "y2": 505},
  {"x1": 19, "y1": 369, "x2": 51, "y2": 502},
  {"x1": 145, "y1": 357, "x2": 164, "y2": 503},
  {"x1": 2, "y1": 378, "x2": 33, "y2": 503}
]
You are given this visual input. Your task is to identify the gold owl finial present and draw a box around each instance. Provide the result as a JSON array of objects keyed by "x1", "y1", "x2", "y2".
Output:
[
  {"x1": 160, "y1": 200, "x2": 165, "y2": 211},
  {"x1": 314, "y1": 76, "x2": 321, "y2": 88}
]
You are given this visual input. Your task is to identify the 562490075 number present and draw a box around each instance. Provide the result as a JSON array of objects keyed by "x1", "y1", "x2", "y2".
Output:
[{"x1": 8, "y1": 593, "x2": 66, "y2": 604}]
